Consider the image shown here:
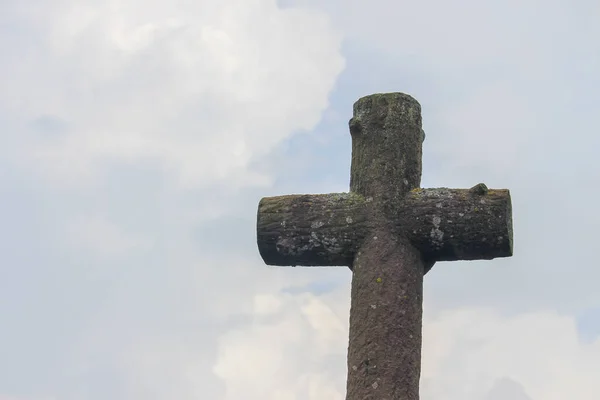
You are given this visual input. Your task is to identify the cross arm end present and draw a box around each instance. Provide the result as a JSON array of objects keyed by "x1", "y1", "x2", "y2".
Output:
[
  {"x1": 401, "y1": 186, "x2": 513, "y2": 262},
  {"x1": 256, "y1": 193, "x2": 368, "y2": 267}
]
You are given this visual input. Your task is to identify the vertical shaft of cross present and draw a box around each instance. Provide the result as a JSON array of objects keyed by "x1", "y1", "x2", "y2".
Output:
[
  {"x1": 347, "y1": 235, "x2": 424, "y2": 399},
  {"x1": 346, "y1": 94, "x2": 426, "y2": 399}
]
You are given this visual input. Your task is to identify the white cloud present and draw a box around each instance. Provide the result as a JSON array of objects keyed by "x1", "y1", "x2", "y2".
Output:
[
  {"x1": 291, "y1": 0, "x2": 599, "y2": 75},
  {"x1": 430, "y1": 81, "x2": 536, "y2": 175},
  {"x1": 421, "y1": 307, "x2": 600, "y2": 400},
  {"x1": 213, "y1": 291, "x2": 348, "y2": 400},
  {"x1": 213, "y1": 286, "x2": 600, "y2": 400},
  {"x1": 116, "y1": 337, "x2": 219, "y2": 400},
  {"x1": 0, "y1": 2, "x2": 346, "y2": 397},
  {"x1": 63, "y1": 214, "x2": 153, "y2": 256},
  {"x1": 2, "y1": 0, "x2": 344, "y2": 189}
]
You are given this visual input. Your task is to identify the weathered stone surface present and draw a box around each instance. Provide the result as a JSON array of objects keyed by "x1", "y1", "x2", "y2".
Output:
[
  {"x1": 257, "y1": 187, "x2": 512, "y2": 267},
  {"x1": 257, "y1": 192, "x2": 368, "y2": 267},
  {"x1": 400, "y1": 186, "x2": 512, "y2": 262},
  {"x1": 255, "y1": 92, "x2": 514, "y2": 400}
]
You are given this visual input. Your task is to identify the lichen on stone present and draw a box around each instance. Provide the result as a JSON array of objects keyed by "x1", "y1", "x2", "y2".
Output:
[
  {"x1": 311, "y1": 221, "x2": 324, "y2": 229},
  {"x1": 430, "y1": 215, "x2": 444, "y2": 248}
]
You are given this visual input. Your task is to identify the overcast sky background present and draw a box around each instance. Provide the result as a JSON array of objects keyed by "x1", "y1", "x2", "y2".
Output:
[{"x1": 1, "y1": 0, "x2": 599, "y2": 399}]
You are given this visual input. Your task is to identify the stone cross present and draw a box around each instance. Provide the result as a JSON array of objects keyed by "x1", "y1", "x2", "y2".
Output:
[{"x1": 256, "y1": 93, "x2": 513, "y2": 400}]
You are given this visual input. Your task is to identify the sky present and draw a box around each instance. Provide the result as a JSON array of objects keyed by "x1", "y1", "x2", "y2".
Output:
[{"x1": 0, "y1": 0, "x2": 599, "y2": 399}]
